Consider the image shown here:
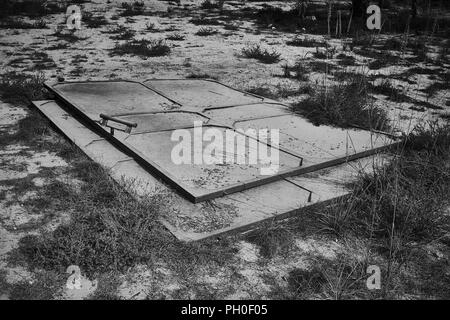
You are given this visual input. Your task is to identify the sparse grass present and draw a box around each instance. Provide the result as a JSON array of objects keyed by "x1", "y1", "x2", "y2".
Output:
[
  {"x1": 111, "y1": 39, "x2": 171, "y2": 57},
  {"x1": 6, "y1": 271, "x2": 64, "y2": 300},
  {"x1": 422, "y1": 81, "x2": 447, "y2": 98},
  {"x1": 24, "y1": 51, "x2": 56, "y2": 71},
  {"x1": 190, "y1": 18, "x2": 222, "y2": 26},
  {"x1": 286, "y1": 36, "x2": 326, "y2": 48},
  {"x1": 0, "y1": 18, "x2": 47, "y2": 29},
  {"x1": 288, "y1": 255, "x2": 369, "y2": 300},
  {"x1": 0, "y1": 72, "x2": 49, "y2": 105},
  {"x1": 382, "y1": 37, "x2": 404, "y2": 51},
  {"x1": 411, "y1": 42, "x2": 429, "y2": 62},
  {"x1": 200, "y1": 0, "x2": 221, "y2": 10},
  {"x1": 246, "y1": 82, "x2": 312, "y2": 99},
  {"x1": 359, "y1": 50, "x2": 400, "y2": 70},
  {"x1": 245, "y1": 224, "x2": 293, "y2": 258},
  {"x1": 281, "y1": 60, "x2": 309, "y2": 81},
  {"x1": 241, "y1": 44, "x2": 281, "y2": 64},
  {"x1": 308, "y1": 60, "x2": 336, "y2": 73},
  {"x1": 120, "y1": 1, "x2": 146, "y2": 16},
  {"x1": 166, "y1": 33, "x2": 185, "y2": 41},
  {"x1": 9, "y1": 157, "x2": 236, "y2": 278},
  {"x1": 109, "y1": 26, "x2": 136, "y2": 40},
  {"x1": 252, "y1": 6, "x2": 301, "y2": 32},
  {"x1": 248, "y1": 122, "x2": 450, "y2": 299},
  {"x1": 51, "y1": 28, "x2": 89, "y2": 43},
  {"x1": 352, "y1": 32, "x2": 376, "y2": 48},
  {"x1": 89, "y1": 273, "x2": 121, "y2": 300},
  {"x1": 245, "y1": 86, "x2": 276, "y2": 99},
  {"x1": 223, "y1": 23, "x2": 239, "y2": 31},
  {"x1": 336, "y1": 54, "x2": 356, "y2": 66},
  {"x1": 1, "y1": 0, "x2": 63, "y2": 18},
  {"x1": 145, "y1": 22, "x2": 160, "y2": 32},
  {"x1": 319, "y1": 122, "x2": 450, "y2": 238},
  {"x1": 195, "y1": 27, "x2": 218, "y2": 36},
  {"x1": 291, "y1": 74, "x2": 389, "y2": 131},
  {"x1": 47, "y1": 42, "x2": 70, "y2": 51},
  {"x1": 186, "y1": 72, "x2": 218, "y2": 80},
  {"x1": 370, "y1": 79, "x2": 405, "y2": 102},
  {"x1": 313, "y1": 46, "x2": 336, "y2": 59},
  {"x1": 82, "y1": 12, "x2": 109, "y2": 28}
]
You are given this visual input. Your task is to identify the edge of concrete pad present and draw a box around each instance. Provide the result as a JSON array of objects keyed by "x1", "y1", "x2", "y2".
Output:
[{"x1": 32, "y1": 100, "x2": 391, "y2": 242}]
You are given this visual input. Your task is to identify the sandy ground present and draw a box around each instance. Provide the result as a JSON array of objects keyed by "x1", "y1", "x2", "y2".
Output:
[{"x1": 0, "y1": 0, "x2": 449, "y2": 299}]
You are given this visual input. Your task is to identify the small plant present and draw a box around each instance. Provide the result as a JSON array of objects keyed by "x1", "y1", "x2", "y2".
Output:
[
  {"x1": 223, "y1": 23, "x2": 239, "y2": 31},
  {"x1": 51, "y1": 27, "x2": 88, "y2": 43},
  {"x1": 370, "y1": 79, "x2": 404, "y2": 101},
  {"x1": 0, "y1": 18, "x2": 47, "y2": 29},
  {"x1": 241, "y1": 44, "x2": 281, "y2": 64},
  {"x1": 166, "y1": 33, "x2": 185, "y2": 41},
  {"x1": 109, "y1": 25, "x2": 135, "y2": 40},
  {"x1": 352, "y1": 32, "x2": 375, "y2": 48},
  {"x1": 186, "y1": 72, "x2": 217, "y2": 80},
  {"x1": 111, "y1": 39, "x2": 171, "y2": 57},
  {"x1": 195, "y1": 27, "x2": 218, "y2": 36},
  {"x1": 365, "y1": 51, "x2": 400, "y2": 70},
  {"x1": 190, "y1": 17, "x2": 222, "y2": 26},
  {"x1": 336, "y1": 53, "x2": 356, "y2": 66},
  {"x1": 286, "y1": 36, "x2": 326, "y2": 48},
  {"x1": 145, "y1": 22, "x2": 160, "y2": 32},
  {"x1": 200, "y1": 0, "x2": 221, "y2": 9},
  {"x1": 120, "y1": 1, "x2": 145, "y2": 16},
  {"x1": 82, "y1": 12, "x2": 109, "y2": 28},
  {"x1": 246, "y1": 86, "x2": 276, "y2": 99},
  {"x1": 0, "y1": 72, "x2": 48, "y2": 105},
  {"x1": 281, "y1": 60, "x2": 309, "y2": 81},
  {"x1": 382, "y1": 37, "x2": 404, "y2": 51}
]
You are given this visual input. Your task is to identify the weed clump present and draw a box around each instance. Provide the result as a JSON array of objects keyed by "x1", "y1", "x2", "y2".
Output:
[
  {"x1": 166, "y1": 33, "x2": 185, "y2": 41},
  {"x1": 195, "y1": 27, "x2": 218, "y2": 36},
  {"x1": 111, "y1": 39, "x2": 171, "y2": 57},
  {"x1": 120, "y1": 1, "x2": 145, "y2": 16},
  {"x1": 291, "y1": 75, "x2": 389, "y2": 131},
  {"x1": 318, "y1": 122, "x2": 450, "y2": 243},
  {"x1": 0, "y1": 72, "x2": 48, "y2": 104},
  {"x1": 241, "y1": 44, "x2": 281, "y2": 64},
  {"x1": 286, "y1": 36, "x2": 326, "y2": 48},
  {"x1": 0, "y1": 18, "x2": 47, "y2": 29}
]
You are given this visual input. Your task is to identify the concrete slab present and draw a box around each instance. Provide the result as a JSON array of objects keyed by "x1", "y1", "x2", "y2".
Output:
[
  {"x1": 143, "y1": 79, "x2": 268, "y2": 109},
  {"x1": 122, "y1": 127, "x2": 302, "y2": 192},
  {"x1": 45, "y1": 79, "x2": 399, "y2": 204},
  {"x1": 234, "y1": 114, "x2": 393, "y2": 165},
  {"x1": 46, "y1": 81, "x2": 180, "y2": 122},
  {"x1": 32, "y1": 100, "x2": 391, "y2": 242}
]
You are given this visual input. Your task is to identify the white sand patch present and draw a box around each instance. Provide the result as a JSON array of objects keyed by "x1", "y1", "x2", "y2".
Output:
[
  {"x1": 237, "y1": 240, "x2": 259, "y2": 263},
  {"x1": 0, "y1": 203, "x2": 41, "y2": 231},
  {"x1": 118, "y1": 264, "x2": 181, "y2": 300},
  {"x1": 0, "y1": 103, "x2": 27, "y2": 127},
  {"x1": 0, "y1": 151, "x2": 67, "y2": 180},
  {"x1": 294, "y1": 238, "x2": 339, "y2": 260}
]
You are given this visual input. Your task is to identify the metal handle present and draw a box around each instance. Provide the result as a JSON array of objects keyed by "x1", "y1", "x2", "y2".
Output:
[{"x1": 99, "y1": 114, "x2": 137, "y2": 135}]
